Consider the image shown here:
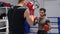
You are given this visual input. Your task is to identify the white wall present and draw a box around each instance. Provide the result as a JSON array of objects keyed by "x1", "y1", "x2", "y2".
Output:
[
  {"x1": 44, "y1": 0, "x2": 60, "y2": 17},
  {"x1": 29, "y1": 0, "x2": 60, "y2": 17},
  {"x1": 0, "y1": 0, "x2": 41, "y2": 17},
  {"x1": 0, "y1": 0, "x2": 60, "y2": 17}
]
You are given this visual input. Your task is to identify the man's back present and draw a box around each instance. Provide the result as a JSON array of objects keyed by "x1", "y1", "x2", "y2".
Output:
[{"x1": 8, "y1": 6, "x2": 26, "y2": 34}]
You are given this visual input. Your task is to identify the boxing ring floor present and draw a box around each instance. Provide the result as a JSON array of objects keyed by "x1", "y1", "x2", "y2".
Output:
[{"x1": 0, "y1": 17, "x2": 60, "y2": 34}]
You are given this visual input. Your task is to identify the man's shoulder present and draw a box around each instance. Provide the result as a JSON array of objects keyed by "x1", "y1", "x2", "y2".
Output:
[
  {"x1": 38, "y1": 17, "x2": 50, "y2": 21},
  {"x1": 45, "y1": 17, "x2": 50, "y2": 23},
  {"x1": 37, "y1": 17, "x2": 40, "y2": 20}
]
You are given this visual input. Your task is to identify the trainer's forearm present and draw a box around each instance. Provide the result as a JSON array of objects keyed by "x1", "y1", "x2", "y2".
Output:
[{"x1": 26, "y1": 15, "x2": 34, "y2": 25}]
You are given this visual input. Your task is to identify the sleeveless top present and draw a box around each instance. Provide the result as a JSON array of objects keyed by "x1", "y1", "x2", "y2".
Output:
[
  {"x1": 34, "y1": 16, "x2": 50, "y2": 30},
  {"x1": 8, "y1": 6, "x2": 26, "y2": 34},
  {"x1": 37, "y1": 17, "x2": 50, "y2": 30}
]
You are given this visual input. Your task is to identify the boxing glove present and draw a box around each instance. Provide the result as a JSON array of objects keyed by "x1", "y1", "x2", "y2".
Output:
[
  {"x1": 29, "y1": 15, "x2": 37, "y2": 22},
  {"x1": 44, "y1": 24, "x2": 50, "y2": 31},
  {"x1": 3, "y1": 2, "x2": 10, "y2": 7},
  {"x1": 34, "y1": 16, "x2": 37, "y2": 22},
  {"x1": 26, "y1": 2, "x2": 34, "y2": 15}
]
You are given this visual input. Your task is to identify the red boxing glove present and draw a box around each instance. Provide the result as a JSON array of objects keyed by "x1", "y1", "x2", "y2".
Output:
[
  {"x1": 3, "y1": 2, "x2": 10, "y2": 7},
  {"x1": 27, "y1": 2, "x2": 34, "y2": 15},
  {"x1": 30, "y1": 9, "x2": 34, "y2": 15},
  {"x1": 34, "y1": 16, "x2": 37, "y2": 20},
  {"x1": 34, "y1": 16, "x2": 37, "y2": 22},
  {"x1": 27, "y1": 2, "x2": 34, "y2": 10},
  {"x1": 44, "y1": 24, "x2": 50, "y2": 31}
]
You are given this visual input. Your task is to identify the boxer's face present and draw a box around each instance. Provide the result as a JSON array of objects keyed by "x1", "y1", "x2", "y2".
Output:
[{"x1": 40, "y1": 10, "x2": 45, "y2": 16}]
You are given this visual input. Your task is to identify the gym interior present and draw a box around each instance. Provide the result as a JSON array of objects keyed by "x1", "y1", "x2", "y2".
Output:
[{"x1": 0, "y1": 0, "x2": 60, "y2": 34}]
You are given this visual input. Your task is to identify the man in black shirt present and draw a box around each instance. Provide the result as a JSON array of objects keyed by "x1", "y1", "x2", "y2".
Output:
[{"x1": 8, "y1": 0, "x2": 35, "y2": 34}]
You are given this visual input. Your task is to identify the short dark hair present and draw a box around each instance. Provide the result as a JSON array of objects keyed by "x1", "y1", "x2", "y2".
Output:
[{"x1": 39, "y1": 8, "x2": 46, "y2": 13}]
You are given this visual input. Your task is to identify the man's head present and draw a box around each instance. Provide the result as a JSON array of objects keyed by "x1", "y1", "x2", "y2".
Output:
[
  {"x1": 39, "y1": 8, "x2": 46, "y2": 16},
  {"x1": 18, "y1": 0, "x2": 27, "y2": 5}
]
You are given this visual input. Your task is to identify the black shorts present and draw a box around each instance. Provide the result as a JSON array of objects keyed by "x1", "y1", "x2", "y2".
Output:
[{"x1": 37, "y1": 30, "x2": 47, "y2": 34}]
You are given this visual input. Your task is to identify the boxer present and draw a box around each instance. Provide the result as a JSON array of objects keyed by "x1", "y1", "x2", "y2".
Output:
[
  {"x1": 34, "y1": 8, "x2": 50, "y2": 34},
  {"x1": 8, "y1": 0, "x2": 36, "y2": 34}
]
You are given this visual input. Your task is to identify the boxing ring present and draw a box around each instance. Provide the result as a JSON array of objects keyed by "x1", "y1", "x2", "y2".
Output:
[
  {"x1": 0, "y1": 19, "x2": 9, "y2": 34},
  {"x1": 0, "y1": 17, "x2": 60, "y2": 34}
]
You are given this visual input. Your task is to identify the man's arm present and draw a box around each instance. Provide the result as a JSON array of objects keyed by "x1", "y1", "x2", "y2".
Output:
[
  {"x1": 45, "y1": 19, "x2": 51, "y2": 30},
  {"x1": 24, "y1": 9, "x2": 34, "y2": 25},
  {"x1": 33, "y1": 18, "x2": 38, "y2": 25},
  {"x1": 44, "y1": 19, "x2": 51, "y2": 31},
  {"x1": 45, "y1": 19, "x2": 50, "y2": 25}
]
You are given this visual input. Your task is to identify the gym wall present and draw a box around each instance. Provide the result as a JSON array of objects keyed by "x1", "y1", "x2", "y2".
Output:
[
  {"x1": 0, "y1": 0, "x2": 60, "y2": 17},
  {"x1": 0, "y1": 0, "x2": 18, "y2": 5},
  {"x1": 44, "y1": 0, "x2": 60, "y2": 17}
]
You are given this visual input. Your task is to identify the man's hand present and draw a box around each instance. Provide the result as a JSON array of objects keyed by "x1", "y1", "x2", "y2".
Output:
[
  {"x1": 26, "y1": 2, "x2": 34, "y2": 15},
  {"x1": 44, "y1": 24, "x2": 51, "y2": 31}
]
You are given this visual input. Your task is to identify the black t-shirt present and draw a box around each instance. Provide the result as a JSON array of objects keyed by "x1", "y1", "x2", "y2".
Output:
[{"x1": 8, "y1": 6, "x2": 26, "y2": 33}]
